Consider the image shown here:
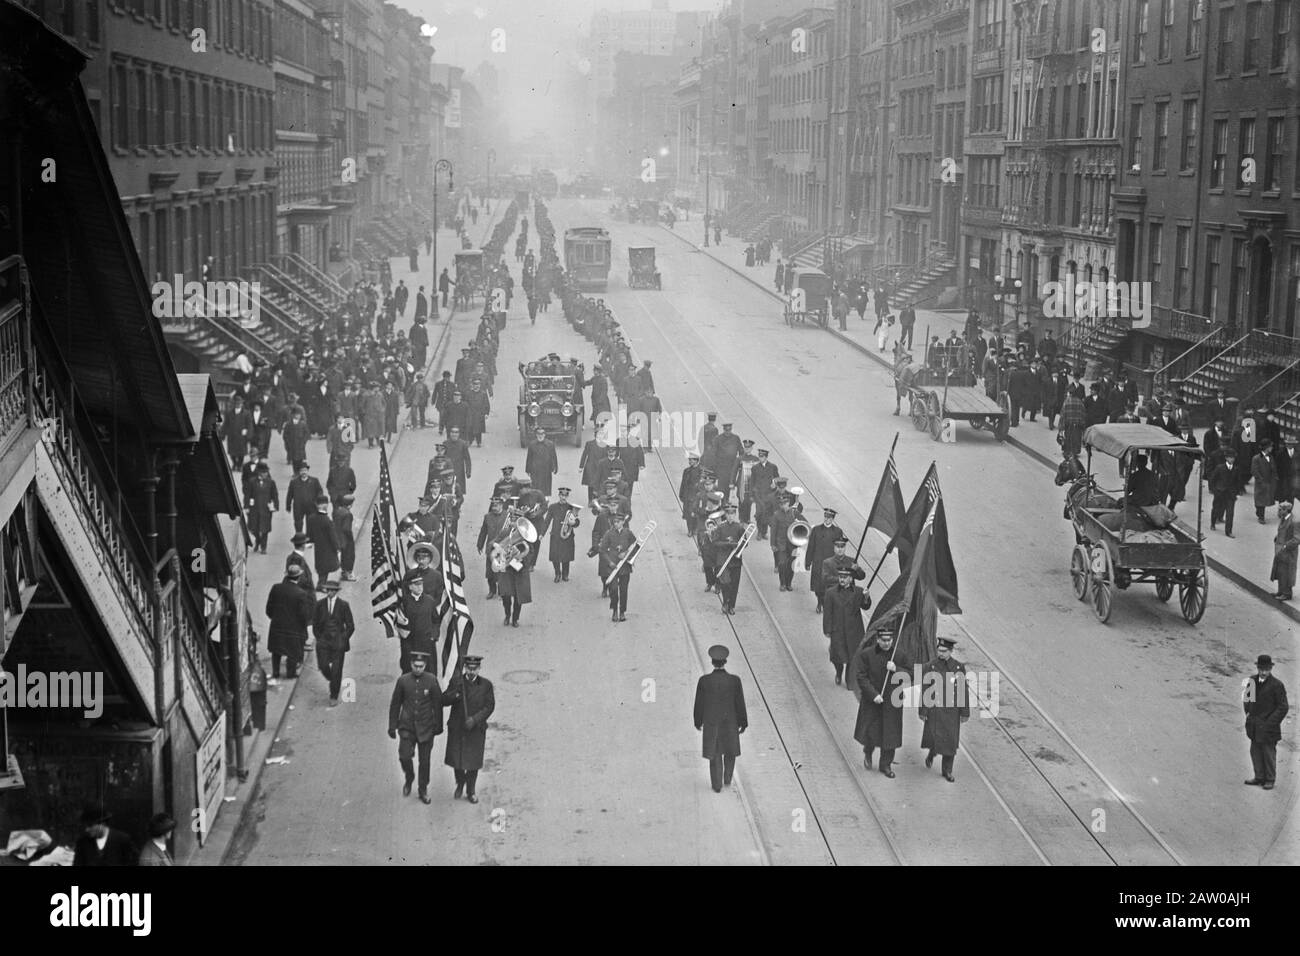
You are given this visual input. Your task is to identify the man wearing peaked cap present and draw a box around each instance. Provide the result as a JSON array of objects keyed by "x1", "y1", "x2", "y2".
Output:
[
  {"x1": 694, "y1": 645, "x2": 748, "y2": 793},
  {"x1": 748, "y1": 447, "x2": 780, "y2": 540},
  {"x1": 712, "y1": 502, "x2": 746, "y2": 614},
  {"x1": 919, "y1": 637, "x2": 969, "y2": 782},
  {"x1": 700, "y1": 413, "x2": 720, "y2": 472},
  {"x1": 388, "y1": 650, "x2": 444, "y2": 804},
  {"x1": 442, "y1": 654, "x2": 495, "y2": 804},
  {"x1": 679, "y1": 451, "x2": 704, "y2": 535},
  {"x1": 823, "y1": 565, "x2": 872, "y2": 686},
  {"x1": 805, "y1": 508, "x2": 845, "y2": 614}
]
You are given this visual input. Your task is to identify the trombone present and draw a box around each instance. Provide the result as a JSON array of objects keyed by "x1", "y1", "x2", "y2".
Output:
[{"x1": 605, "y1": 520, "x2": 657, "y2": 585}]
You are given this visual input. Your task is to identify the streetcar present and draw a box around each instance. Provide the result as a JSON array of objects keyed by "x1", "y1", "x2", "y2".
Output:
[{"x1": 564, "y1": 226, "x2": 612, "y2": 291}]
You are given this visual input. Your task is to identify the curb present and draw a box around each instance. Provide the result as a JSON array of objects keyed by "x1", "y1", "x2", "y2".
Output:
[
  {"x1": 210, "y1": 218, "x2": 497, "y2": 866},
  {"x1": 658, "y1": 223, "x2": 1300, "y2": 626}
]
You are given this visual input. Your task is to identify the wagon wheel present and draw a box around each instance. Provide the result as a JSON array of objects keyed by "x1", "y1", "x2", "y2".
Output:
[
  {"x1": 969, "y1": 417, "x2": 985, "y2": 431},
  {"x1": 910, "y1": 394, "x2": 930, "y2": 432},
  {"x1": 927, "y1": 393, "x2": 943, "y2": 440},
  {"x1": 1154, "y1": 576, "x2": 1174, "y2": 602},
  {"x1": 1179, "y1": 567, "x2": 1208, "y2": 624},
  {"x1": 1089, "y1": 545, "x2": 1113, "y2": 624},
  {"x1": 1070, "y1": 544, "x2": 1091, "y2": 601},
  {"x1": 994, "y1": 393, "x2": 1011, "y2": 441}
]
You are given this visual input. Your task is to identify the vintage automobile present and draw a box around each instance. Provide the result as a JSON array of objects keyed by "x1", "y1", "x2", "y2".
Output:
[
  {"x1": 518, "y1": 356, "x2": 586, "y2": 447},
  {"x1": 627, "y1": 246, "x2": 662, "y2": 290},
  {"x1": 636, "y1": 199, "x2": 660, "y2": 224}
]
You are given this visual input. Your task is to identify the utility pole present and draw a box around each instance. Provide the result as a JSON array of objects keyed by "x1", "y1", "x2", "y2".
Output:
[{"x1": 432, "y1": 159, "x2": 453, "y2": 320}]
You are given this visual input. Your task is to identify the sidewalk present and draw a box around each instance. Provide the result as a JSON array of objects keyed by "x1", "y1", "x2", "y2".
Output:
[
  {"x1": 192, "y1": 204, "x2": 504, "y2": 865},
  {"x1": 658, "y1": 222, "x2": 1300, "y2": 625}
]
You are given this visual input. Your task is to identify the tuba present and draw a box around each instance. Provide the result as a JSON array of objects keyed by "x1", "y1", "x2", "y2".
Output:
[
  {"x1": 786, "y1": 517, "x2": 811, "y2": 548},
  {"x1": 559, "y1": 504, "x2": 579, "y2": 539},
  {"x1": 491, "y1": 515, "x2": 538, "y2": 573}
]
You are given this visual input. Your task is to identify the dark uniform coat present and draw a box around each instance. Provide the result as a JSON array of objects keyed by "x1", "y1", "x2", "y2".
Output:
[
  {"x1": 497, "y1": 563, "x2": 532, "y2": 603},
  {"x1": 693, "y1": 668, "x2": 748, "y2": 759},
  {"x1": 853, "y1": 641, "x2": 913, "y2": 751},
  {"x1": 442, "y1": 674, "x2": 495, "y2": 770},
  {"x1": 540, "y1": 501, "x2": 579, "y2": 562},
  {"x1": 918, "y1": 656, "x2": 970, "y2": 757},
  {"x1": 822, "y1": 583, "x2": 870, "y2": 666},
  {"x1": 805, "y1": 523, "x2": 844, "y2": 595},
  {"x1": 580, "y1": 440, "x2": 604, "y2": 496},
  {"x1": 401, "y1": 592, "x2": 441, "y2": 658},
  {"x1": 266, "y1": 580, "x2": 314, "y2": 658},
  {"x1": 389, "y1": 671, "x2": 444, "y2": 742},
  {"x1": 712, "y1": 433, "x2": 743, "y2": 491},
  {"x1": 477, "y1": 509, "x2": 508, "y2": 575}
]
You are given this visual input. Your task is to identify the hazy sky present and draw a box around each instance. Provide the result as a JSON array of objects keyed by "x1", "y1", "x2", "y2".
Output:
[{"x1": 397, "y1": 0, "x2": 724, "y2": 141}]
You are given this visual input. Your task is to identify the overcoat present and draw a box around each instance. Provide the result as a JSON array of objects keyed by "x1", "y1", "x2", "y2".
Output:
[
  {"x1": 312, "y1": 595, "x2": 355, "y2": 652},
  {"x1": 805, "y1": 523, "x2": 844, "y2": 595},
  {"x1": 245, "y1": 476, "x2": 279, "y2": 538},
  {"x1": 266, "y1": 580, "x2": 314, "y2": 658},
  {"x1": 361, "y1": 388, "x2": 385, "y2": 440},
  {"x1": 305, "y1": 511, "x2": 341, "y2": 575},
  {"x1": 497, "y1": 564, "x2": 532, "y2": 604},
  {"x1": 283, "y1": 419, "x2": 309, "y2": 464},
  {"x1": 918, "y1": 656, "x2": 970, "y2": 757},
  {"x1": 853, "y1": 641, "x2": 913, "y2": 751},
  {"x1": 540, "y1": 501, "x2": 579, "y2": 562},
  {"x1": 525, "y1": 440, "x2": 559, "y2": 495},
  {"x1": 693, "y1": 668, "x2": 748, "y2": 759},
  {"x1": 1253, "y1": 453, "x2": 1276, "y2": 509},
  {"x1": 822, "y1": 583, "x2": 870, "y2": 666},
  {"x1": 1270, "y1": 514, "x2": 1300, "y2": 591},
  {"x1": 443, "y1": 674, "x2": 495, "y2": 770},
  {"x1": 1244, "y1": 674, "x2": 1289, "y2": 745},
  {"x1": 224, "y1": 405, "x2": 251, "y2": 461}
]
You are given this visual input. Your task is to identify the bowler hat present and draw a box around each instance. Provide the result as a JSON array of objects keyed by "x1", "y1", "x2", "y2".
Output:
[{"x1": 1256, "y1": 654, "x2": 1274, "y2": 668}]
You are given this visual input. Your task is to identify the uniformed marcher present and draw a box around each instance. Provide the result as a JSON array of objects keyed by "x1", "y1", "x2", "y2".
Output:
[
  {"x1": 524, "y1": 427, "x2": 559, "y2": 495},
  {"x1": 679, "y1": 452, "x2": 702, "y2": 533},
  {"x1": 712, "y1": 503, "x2": 745, "y2": 614},
  {"x1": 539, "y1": 487, "x2": 580, "y2": 582},
  {"x1": 918, "y1": 637, "x2": 969, "y2": 782},
  {"x1": 475, "y1": 496, "x2": 508, "y2": 598},
  {"x1": 397, "y1": 573, "x2": 440, "y2": 674},
  {"x1": 852, "y1": 628, "x2": 912, "y2": 777},
  {"x1": 770, "y1": 493, "x2": 798, "y2": 590},
  {"x1": 387, "y1": 652, "x2": 444, "y2": 804},
  {"x1": 442, "y1": 655, "x2": 496, "y2": 804},
  {"x1": 820, "y1": 536, "x2": 866, "y2": 592},
  {"x1": 823, "y1": 567, "x2": 872, "y2": 685},
  {"x1": 497, "y1": 522, "x2": 532, "y2": 628},
  {"x1": 693, "y1": 644, "x2": 748, "y2": 793},
  {"x1": 805, "y1": 508, "x2": 844, "y2": 613},
  {"x1": 600, "y1": 511, "x2": 637, "y2": 622},
  {"x1": 748, "y1": 448, "x2": 780, "y2": 538},
  {"x1": 696, "y1": 490, "x2": 725, "y2": 591}
]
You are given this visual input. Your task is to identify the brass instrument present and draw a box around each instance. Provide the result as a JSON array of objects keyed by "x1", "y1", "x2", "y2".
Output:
[
  {"x1": 715, "y1": 522, "x2": 758, "y2": 586},
  {"x1": 604, "y1": 520, "x2": 657, "y2": 585},
  {"x1": 787, "y1": 517, "x2": 811, "y2": 571},
  {"x1": 490, "y1": 515, "x2": 538, "y2": 573},
  {"x1": 404, "y1": 534, "x2": 438, "y2": 567},
  {"x1": 559, "y1": 504, "x2": 579, "y2": 539},
  {"x1": 703, "y1": 509, "x2": 726, "y2": 534}
]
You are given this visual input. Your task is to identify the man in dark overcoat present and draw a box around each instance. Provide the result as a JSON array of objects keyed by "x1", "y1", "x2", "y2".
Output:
[
  {"x1": 442, "y1": 656, "x2": 496, "y2": 803},
  {"x1": 224, "y1": 394, "x2": 251, "y2": 467},
  {"x1": 823, "y1": 567, "x2": 872, "y2": 686},
  {"x1": 918, "y1": 637, "x2": 969, "y2": 782},
  {"x1": 524, "y1": 427, "x2": 559, "y2": 495},
  {"x1": 287, "y1": 463, "x2": 324, "y2": 535},
  {"x1": 678, "y1": 452, "x2": 702, "y2": 529},
  {"x1": 476, "y1": 497, "x2": 508, "y2": 598},
  {"x1": 388, "y1": 652, "x2": 444, "y2": 804},
  {"x1": 748, "y1": 449, "x2": 780, "y2": 539},
  {"x1": 245, "y1": 462, "x2": 278, "y2": 553},
  {"x1": 266, "y1": 566, "x2": 314, "y2": 679},
  {"x1": 712, "y1": 423, "x2": 743, "y2": 498},
  {"x1": 1244, "y1": 654, "x2": 1288, "y2": 790},
  {"x1": 805, "y1": 508, "x2": 844, "y2": 613},
  {"x1": 1270, "y1": 501, "x2": 1300, "y2": 600},
  {"x1": 853, "y1": 628, "x2": 913, "y2": 777},
  {"x1": 305, "y1": 495, "x2": 341, "y2": 588},
  {"x1": 312, "y1": 580, "x2": 354, "y2": 705},
  {"x1": 398, "y1": 573, "x2": 440, "y2": 674},
  {"x1": 693, "y1": 644, "x2": 748, "y2": 793}
]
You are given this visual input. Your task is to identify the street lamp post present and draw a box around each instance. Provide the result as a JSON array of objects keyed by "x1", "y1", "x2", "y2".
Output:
[
  {"x1": 432, "y1": 158, "x2": 453, "y2": 320},
  {"x1": 992, "y1": 273, "x2": 1022, "y2": 335}
]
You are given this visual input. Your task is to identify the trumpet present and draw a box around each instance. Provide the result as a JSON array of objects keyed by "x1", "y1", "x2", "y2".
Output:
[{"x1": 491, "y1": 515, "x2": 539, "y2": 573}]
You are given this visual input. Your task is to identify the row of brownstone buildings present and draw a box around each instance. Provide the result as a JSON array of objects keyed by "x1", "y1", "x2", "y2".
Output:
[{"x1": 658, "y1": 0, "x2": 1300, "y2": 417}]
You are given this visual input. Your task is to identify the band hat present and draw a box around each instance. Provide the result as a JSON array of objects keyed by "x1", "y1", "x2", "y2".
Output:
[
  {"x1": 707, "y1": 644, "x2": 729, "y2": 662},
  {"x1": 837, "y1": 567, "x2": 855, "y2": 576},
  {"x1": 757, "y1": 448, "x2": 769, "y2": 456},
  {"x1": 938, "y1": 637, "x2": 958, "y2": 649},
  {"x1": 823, "y1": 508, "x2": 838, "y2": 517},
  {"x1": 409, "y1": 650, "x2": 431, "y2": 661},
  {"x1": 490, "y1": 495, "x2": 505, "y2": 503},
  {"x1": 419, "y1": 495, "x2": 435, "y2": 505},
  {"x1": 610, "y1": 511, "x2": 627, "y2": 520},
  {"x1": 742, "y1": 439, "x2": 755, "y2": 447},
  {"x1": 558, "y1": 487, "x2": 571, "y2": 494},
  {"x1": 687, "y1": 452, "x2": 701, "y2": 460},
  {"x1": 834, "y1": 536, "x2": 849, "y2": 545}
]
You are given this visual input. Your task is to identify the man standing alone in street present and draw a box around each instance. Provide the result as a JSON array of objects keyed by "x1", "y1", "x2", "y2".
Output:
[
  {"x1": 693, "y1": 644, "x2": 748, "y2": 793},
  {"x1": 388, "y1": 652, "x2": 444, "y2": 805},
  {"x1": 1243, "y1": 654, "x2": 1288, "y2": 791},
  {"x1": 1270, "y1": 500, "x2": 1300, "y2": 600}
]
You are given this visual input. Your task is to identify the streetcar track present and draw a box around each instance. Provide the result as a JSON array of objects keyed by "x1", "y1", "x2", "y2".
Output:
[{"x1": 598, "y1": 212, "x2": 1184, "y2": 865}]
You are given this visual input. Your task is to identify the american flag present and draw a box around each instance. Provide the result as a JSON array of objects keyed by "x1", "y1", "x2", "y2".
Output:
[
  {"x1": 439, "y1": 521, "x2": 474, "y2": 678},
  {"x1": 370, "y1": 507, "x2": 402, "y2": 638},
  {"x1": 377, "y1": 440, "x2": 401, "y2": 543}
]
